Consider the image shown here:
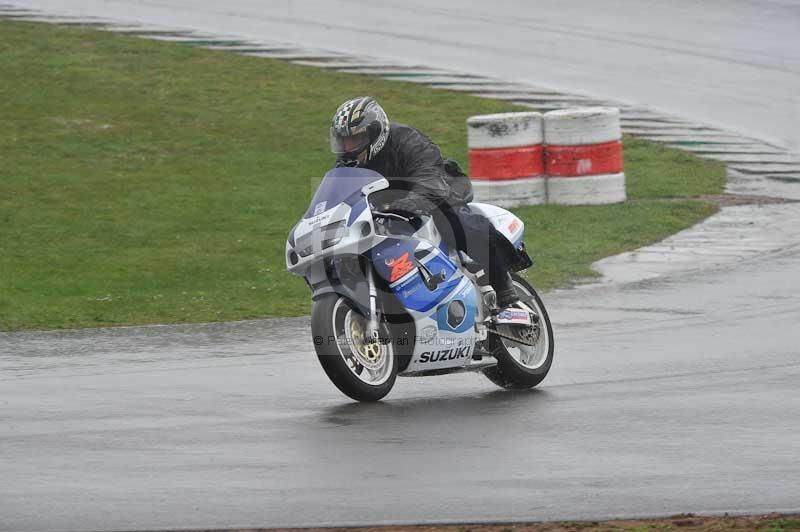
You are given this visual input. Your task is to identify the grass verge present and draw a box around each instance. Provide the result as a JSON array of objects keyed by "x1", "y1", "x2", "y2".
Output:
[
  {"x1": 266, "y1": 514, "x2": 800, "y2": 532},
  {"x1": 0, "y1": 21, "x2": 725, "y2": 331}
]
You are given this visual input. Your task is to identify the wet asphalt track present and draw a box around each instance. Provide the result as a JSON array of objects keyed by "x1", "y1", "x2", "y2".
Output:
[
  {"x1": 3, "y1": 246, "x2": 800, "y2": 531},
  {"x1": 3, "y1": 1, "x2": 800, "y2": 530}
]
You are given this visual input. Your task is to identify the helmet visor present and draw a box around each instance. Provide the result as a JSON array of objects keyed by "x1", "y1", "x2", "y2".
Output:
[{"x1": 330, "y1": 128, "x2": 370, "y2": 157}]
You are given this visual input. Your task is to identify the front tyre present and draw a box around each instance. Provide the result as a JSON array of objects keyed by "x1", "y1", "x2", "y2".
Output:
[
  {"x1": 311, "y1": 294, "x2": 397, "y2": 401},
  {"x1": 483, "y1": 274, "x2": 555, "y2": 390}
]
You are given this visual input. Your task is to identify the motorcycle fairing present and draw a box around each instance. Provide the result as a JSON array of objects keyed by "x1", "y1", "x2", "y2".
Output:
[
  {"x1": 468, "y1": 202, "x2": 525, "y2": 248},
  {"x1": 303, "y1": 168, "x2": 384, "y2": 219},
  {"x1": 290, "y1": 202, "x2": 352, "y2": 259},
  {"x1": 288, "y1": 167, "x2": 384, "y2": 248},
  {"x1": 399, "y1": 276, "x2": 480, "y2": 374},
  {"x1": 369, "y1": 238, "x2": 461, "y2": 314},
  {"x1": 434, "y1": 281, "x2": 478, "y2": 334}
]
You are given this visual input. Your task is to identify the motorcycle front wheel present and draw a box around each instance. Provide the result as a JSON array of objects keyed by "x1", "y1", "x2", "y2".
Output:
[
  {"x1": 483, "y1": 273, "x2": 554, "y2": 390},
  {"x1": 311, "y1": 294, "x2": 398, "y2": 401}
]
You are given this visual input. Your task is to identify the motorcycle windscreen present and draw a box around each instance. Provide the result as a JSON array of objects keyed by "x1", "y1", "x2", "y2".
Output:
[{"x1": 304, "y1": 167, "x2": 385, "y2": 219}]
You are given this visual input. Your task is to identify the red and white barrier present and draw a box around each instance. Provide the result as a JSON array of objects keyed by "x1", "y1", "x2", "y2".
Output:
[
  {"x1": 543, "y1": 107, "x2": 626, "y2": 205},
  {"x1": 467, "y1": 112, "x2": 546, "y2": 207}
]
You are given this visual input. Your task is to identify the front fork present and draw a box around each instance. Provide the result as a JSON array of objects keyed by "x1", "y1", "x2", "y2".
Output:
[{"x1": 365, "y1": 266, "x2": 381, "y2": 342}]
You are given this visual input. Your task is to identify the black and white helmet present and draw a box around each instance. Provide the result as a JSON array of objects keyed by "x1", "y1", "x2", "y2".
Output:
[{"x1": 330, "y1": 96, "x2": 390, "y2": 167}]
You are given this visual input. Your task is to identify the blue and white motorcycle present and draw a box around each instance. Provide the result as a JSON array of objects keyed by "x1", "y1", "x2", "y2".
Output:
[{"x1": 286, "y1": 167, "x2": 554, "y2": 401}]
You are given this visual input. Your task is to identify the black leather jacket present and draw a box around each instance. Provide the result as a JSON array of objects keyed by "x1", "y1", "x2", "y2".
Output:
[{"x1": 363, "y1": 123, "x2": 472, "y2": 213}]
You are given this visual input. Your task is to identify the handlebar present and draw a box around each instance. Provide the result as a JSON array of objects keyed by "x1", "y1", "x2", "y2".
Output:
[{"x1": 372, "y1": 210, "x2": 413, "y2": 223}]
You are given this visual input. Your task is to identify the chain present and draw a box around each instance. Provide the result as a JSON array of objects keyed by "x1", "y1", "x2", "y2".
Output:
[{"x1": 487, "y1": 324, "x2": 540, "y2": 347}]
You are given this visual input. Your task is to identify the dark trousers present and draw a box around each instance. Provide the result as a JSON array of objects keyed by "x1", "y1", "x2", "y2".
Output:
[{"x1": 438, "y1": 204, "x2": 516, "y2": 299}]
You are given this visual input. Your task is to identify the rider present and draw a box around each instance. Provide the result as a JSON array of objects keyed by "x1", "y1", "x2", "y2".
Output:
[{"x1": 329, "y1": 95, "x2": 525, "y2": 314}]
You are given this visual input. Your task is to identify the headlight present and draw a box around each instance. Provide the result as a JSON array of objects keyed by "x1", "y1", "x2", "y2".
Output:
[
  {"x1": 295, "y1": 220, "x2": 348, "y2": 258},
  {"x1": 321, "y1": 220, "x2": 348, "y2": 249}
]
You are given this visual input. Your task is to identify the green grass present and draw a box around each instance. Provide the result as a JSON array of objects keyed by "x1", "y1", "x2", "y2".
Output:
[
  {"x1": 0, "y1": 21, "x2": 725, "y2": 331},
  {"x1": 761, "y1": 518, "x2": 800, "y2": 532},
  {"x1": 623, "y1": 135, "x2": 726, "y2": 199},
  {"x1": 516, "y1": 200, "x2": 717, "y2": 290}
]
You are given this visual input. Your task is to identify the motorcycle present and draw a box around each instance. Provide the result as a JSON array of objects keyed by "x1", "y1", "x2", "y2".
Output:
[{"x1": 286, "y1": 167, "x2": 554, "y2": 401}]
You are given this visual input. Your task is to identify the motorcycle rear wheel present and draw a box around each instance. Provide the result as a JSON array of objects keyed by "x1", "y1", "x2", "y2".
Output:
[
  {"x1": 311, "y1": 294, "x2": 398, "y2": 401},
  {"x1": 483, "y1": 274, "x2": 554, "y2": 389}
]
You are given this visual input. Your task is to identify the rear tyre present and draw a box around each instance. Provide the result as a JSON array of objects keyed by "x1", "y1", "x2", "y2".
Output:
[
  {"x1": 483, "y1": 274, "x2": 554, "y2": 389},
  {"x1": 311, "y1": 294, "x2": 397, "y2": 401}
]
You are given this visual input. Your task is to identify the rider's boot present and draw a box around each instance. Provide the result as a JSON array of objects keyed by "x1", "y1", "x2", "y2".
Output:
[{"x1": 494, "y1": 280, "x2": 539, "y2": 326}]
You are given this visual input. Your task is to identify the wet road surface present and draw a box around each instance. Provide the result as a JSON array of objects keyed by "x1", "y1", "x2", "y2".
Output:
[
  {"x1": 3, "y1": 241, "x2": 800, "y2": 531},
  {"x1": 10, "y1": 0, "x2": 800, "y2": 150}
]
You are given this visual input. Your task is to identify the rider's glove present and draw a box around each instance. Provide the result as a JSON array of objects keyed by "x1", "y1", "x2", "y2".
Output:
[{"x1": 385, "y1": 196, "x2": 426, "y2": 217}]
